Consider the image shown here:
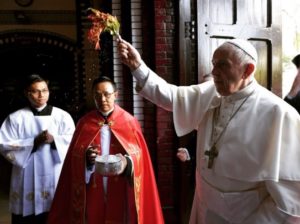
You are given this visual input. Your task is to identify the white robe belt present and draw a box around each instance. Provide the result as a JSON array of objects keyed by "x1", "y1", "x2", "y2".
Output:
[{"x1": 197, "y1": 175, "x2": 268, "y2": 223}]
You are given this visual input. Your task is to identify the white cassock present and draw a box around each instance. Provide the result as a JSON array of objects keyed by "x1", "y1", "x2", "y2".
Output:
[
  {"x1": 85, "y1": 124, "x2": 111, "y2": 194},
  {"x1": 133, "y1": 63, "x2": 300, "y2": 224},
  {"x1": 0, "y1": 106, "x2": 75, "y2": 216}
]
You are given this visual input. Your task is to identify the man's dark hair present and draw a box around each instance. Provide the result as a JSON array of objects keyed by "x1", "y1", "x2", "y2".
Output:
[
  {"x1": 24, "y1": 74, "x2": 49, "y2": 91},
  {"x1": 92, "y1": 76, "x2": 117, "y2": 91}
]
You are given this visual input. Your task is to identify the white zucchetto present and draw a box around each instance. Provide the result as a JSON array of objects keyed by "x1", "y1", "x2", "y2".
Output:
[{"x1": 226, "y1": 39, "x2": 258, "y2": 62}]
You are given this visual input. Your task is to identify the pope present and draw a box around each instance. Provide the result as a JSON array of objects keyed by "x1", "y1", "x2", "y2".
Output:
[{"x1": 117, "y1": 38, "x2": 300, "y2": 223}]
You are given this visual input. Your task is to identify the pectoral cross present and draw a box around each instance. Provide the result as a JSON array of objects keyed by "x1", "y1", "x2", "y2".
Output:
[{"x1": 204, "y1": 145, "x2": 218, "y2": 169}]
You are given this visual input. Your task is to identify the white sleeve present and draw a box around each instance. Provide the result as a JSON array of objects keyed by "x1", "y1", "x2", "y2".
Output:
[
  {"x1": 0, "y1": 116, "x2": 33, "y2": 168},
  {"x1": 132, "y1": 62, "x2": 149, "y2": 89},
  {"x1": 133, "y1": 63, "x2": 177, "y2": 111},
  {"x1": 51, "y1": 111, "x2": 75, "y2": 164},
  {"x1": 132, "y1": 63, "x2": 218, "y2": 137},
  {"x1": 244, "y1": 180, "x2": 300, "y2": 223},
  {"x1": 266, "y1": 180, "x2": 300, "y2": 219}
]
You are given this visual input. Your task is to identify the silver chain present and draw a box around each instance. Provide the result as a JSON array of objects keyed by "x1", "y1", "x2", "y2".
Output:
[{"x1": 210, "y1": 90, "x2": 255, "y2": 148}]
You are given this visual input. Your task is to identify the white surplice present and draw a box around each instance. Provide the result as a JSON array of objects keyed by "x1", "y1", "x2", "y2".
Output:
[
  {"x1": 0, "y1": 106, "x2": 75, "y2": 216},
  {"x1": 133, "y1": 63, "x2": 300, "y2": 224}
]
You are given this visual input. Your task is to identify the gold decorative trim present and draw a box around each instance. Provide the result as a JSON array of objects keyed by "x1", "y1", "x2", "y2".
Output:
[
  {"x1": 26, "y1": 192, "x2": 34, "y2": 201},
  {"x1": 10, "y1": 191, "x2": 20, "y2": 201},
  {"x1": 41, "y1": 191, "x2": 50, "y2": 200}
]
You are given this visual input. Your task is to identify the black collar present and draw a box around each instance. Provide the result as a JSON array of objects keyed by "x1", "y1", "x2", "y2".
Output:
[
  {"x1": 99, "y1": 110, "x2": 113, "y2": 124},
  {"x1": 30, "y1": 105, "x2": 53, "y2": 116}
]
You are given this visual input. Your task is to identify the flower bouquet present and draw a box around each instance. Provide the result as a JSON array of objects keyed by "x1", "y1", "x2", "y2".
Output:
[{"x1": 87, "y1": 7, "x2": 120, "y2": 50}]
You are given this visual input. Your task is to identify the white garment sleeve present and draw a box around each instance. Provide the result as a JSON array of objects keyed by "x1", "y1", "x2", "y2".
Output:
[
  {"x1": 132, "y1": 63, "x2": 175, "y2": 111},
  {"x1": 132, "y1": 62, "x2": 149, "y2": 90},
  {"x1": 266, "y1": 180, "x2": 300, "y2": 219},
  {"x1": 133, "y1": 63, "x2": 217, "y2": 137},
  {"x1": 0, "y1": 116, "x2": 33, "y2": 168},
  {"x1": 244, "y1": 180, "x2": 300, "y2": 224},
  {"x1": 50, "y1": 111, "x2": 75, "y2": 164}
]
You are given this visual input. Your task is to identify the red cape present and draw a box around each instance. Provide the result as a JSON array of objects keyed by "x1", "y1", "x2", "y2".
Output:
[{"x1": 47, "y1": 105, "x2": 164, "y2": 224}]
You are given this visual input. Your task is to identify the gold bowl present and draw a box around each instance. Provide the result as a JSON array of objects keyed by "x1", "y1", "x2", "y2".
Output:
[{"x1": 95, "y1": 154, "x2": 122, "y2": 176}]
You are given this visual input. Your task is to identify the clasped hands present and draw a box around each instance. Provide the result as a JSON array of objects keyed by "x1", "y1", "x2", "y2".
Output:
[
  {"x1": 85, "y1": 145, "x2": 127, "y2": 175},
  {"x1": 33, "y1": 130, "x2": 54, "y2": 149}
]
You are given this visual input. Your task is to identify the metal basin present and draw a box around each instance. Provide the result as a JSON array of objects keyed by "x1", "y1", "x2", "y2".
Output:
[{"x1": 95, "y1": 154, "x2": 122, "y2": 176}]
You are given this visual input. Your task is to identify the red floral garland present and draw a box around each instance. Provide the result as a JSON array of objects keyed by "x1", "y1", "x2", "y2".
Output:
[{"x1": 87, "y1": 8, "x2": 120, "y2": 50}]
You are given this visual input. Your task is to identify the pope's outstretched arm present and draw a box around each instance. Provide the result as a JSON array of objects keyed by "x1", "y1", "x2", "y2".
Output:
[{"x1": 116, "y1": 38, "x2": 203, "y2": 136}]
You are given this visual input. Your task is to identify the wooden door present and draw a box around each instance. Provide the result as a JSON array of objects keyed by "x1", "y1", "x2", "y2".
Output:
[
  {"x1": 178, "y1": 1, "x2": 197, "y2": 223},
  {"x1": 197, "y1": 0, "x2": 282, "y2": 95}
]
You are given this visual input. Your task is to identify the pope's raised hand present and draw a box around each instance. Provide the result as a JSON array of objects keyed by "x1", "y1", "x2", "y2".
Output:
[{"x1": 117, "y1": 37, "x2": 142, "y2": 71}]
